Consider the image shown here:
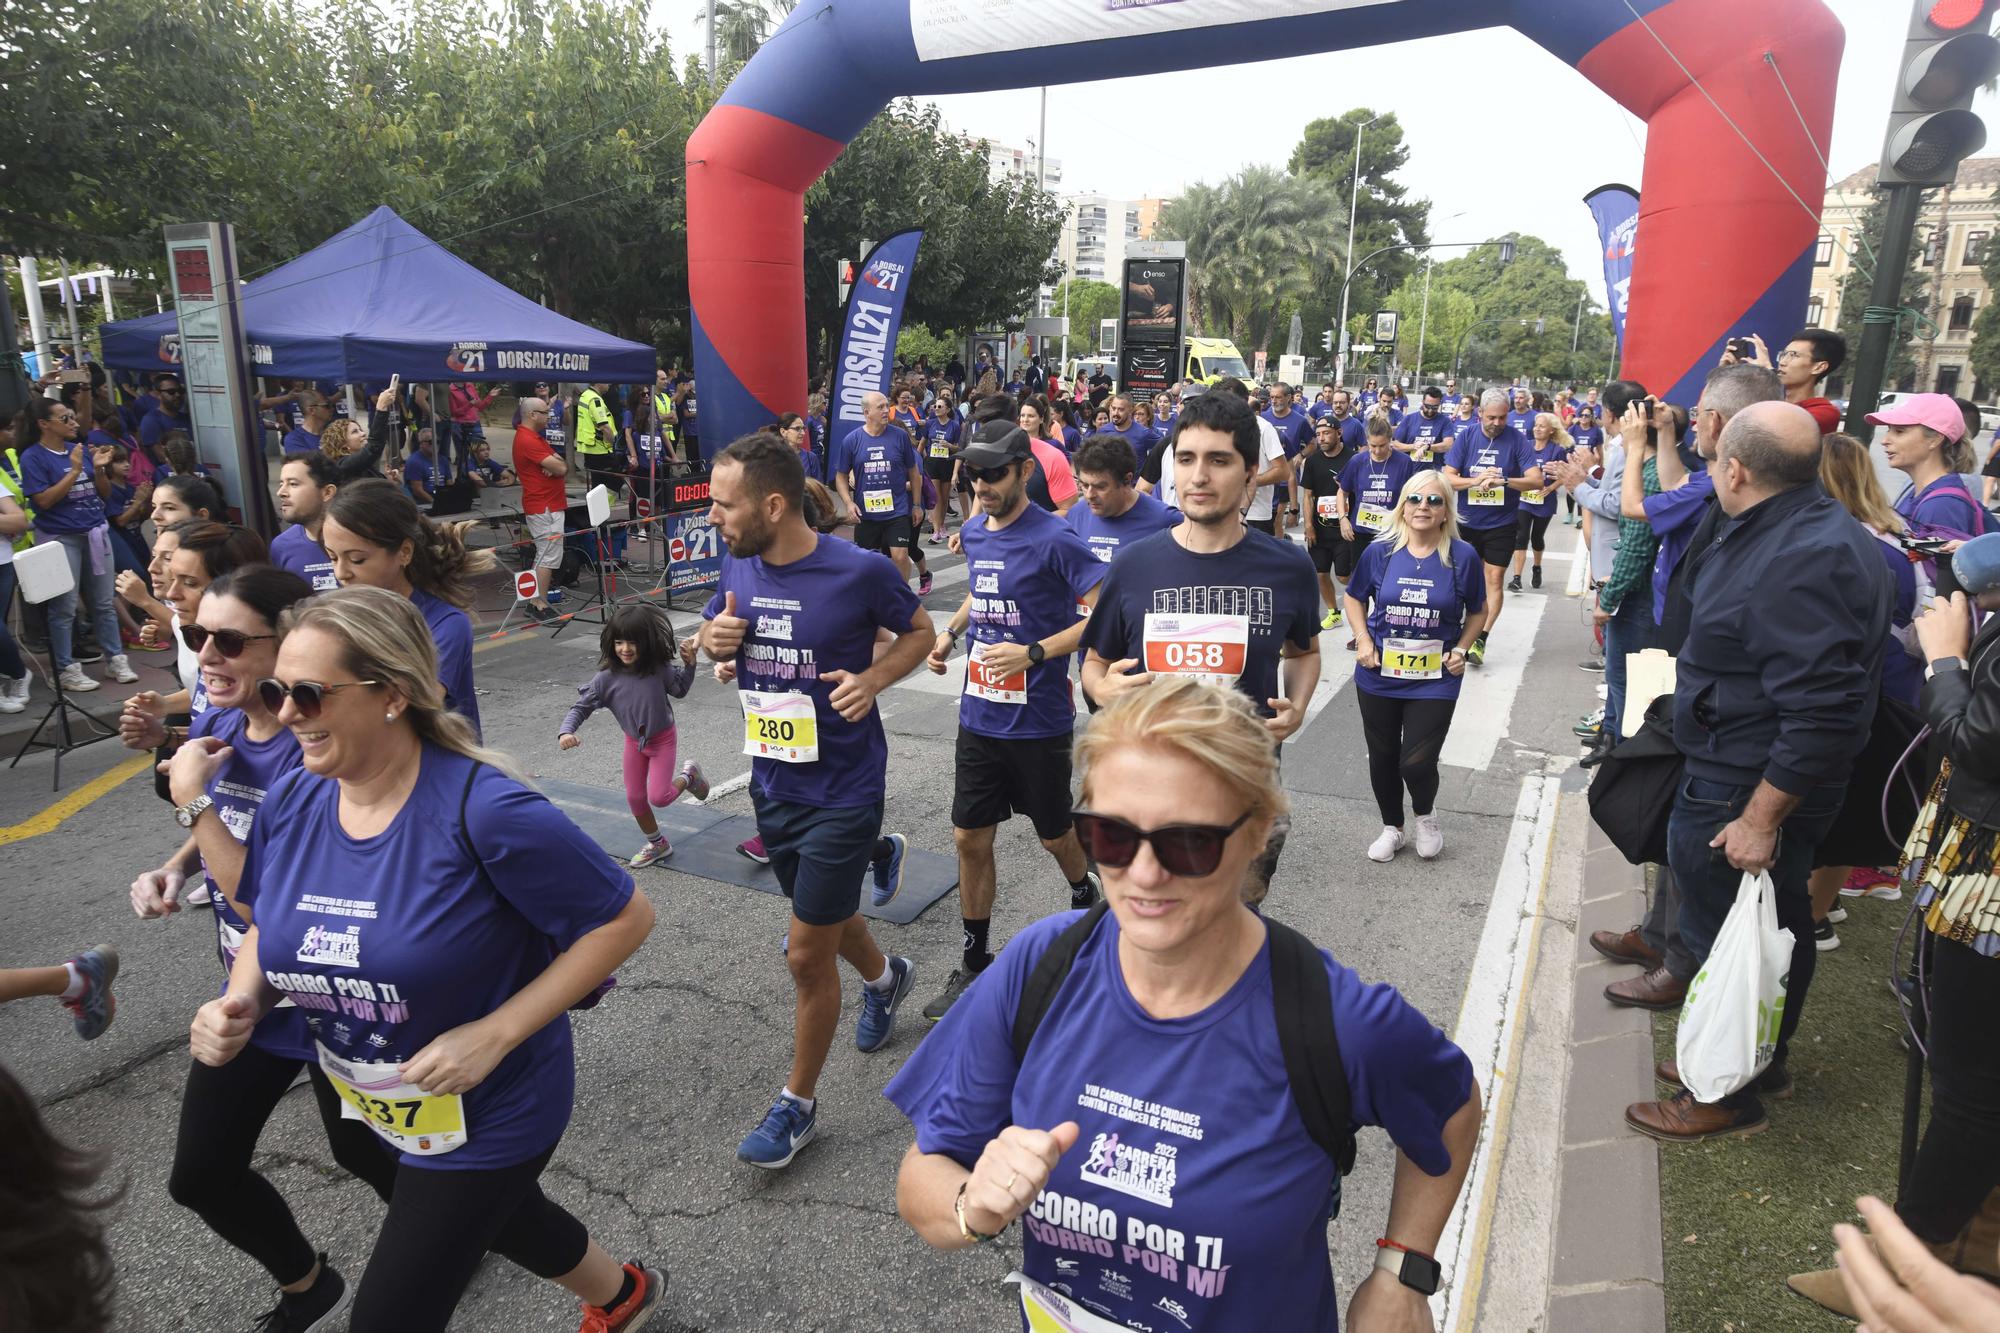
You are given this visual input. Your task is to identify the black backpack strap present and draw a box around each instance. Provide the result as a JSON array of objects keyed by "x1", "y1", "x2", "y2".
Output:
[
  {"x1": 1010, "y1": 903, "x2": 1111, "y2": 1063},
  {"x1": 1265, "y1": 917, "x2": 1356, "y2": 1175}
]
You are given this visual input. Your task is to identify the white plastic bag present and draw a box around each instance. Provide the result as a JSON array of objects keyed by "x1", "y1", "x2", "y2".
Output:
[{"x1": 1675, "y1": 870, "x2": 1793, "y2": 1103}]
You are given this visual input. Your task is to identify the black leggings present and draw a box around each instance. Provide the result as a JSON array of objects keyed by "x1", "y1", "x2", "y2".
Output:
[
  {"x1": 349, "y1": 1144, "x2": 589, "y2": 1332},
  {"x1": 168, "y1": 1045, "x2": 398, "y2": 1287},
  {"x1": 1900, "y1": 935, "x2": 2000, "y2": 1245},
  {"x1": 1355, "y1": 689, "x2": 1457, "y2": 826},
  {"x1": 1513, "y1": 510, "x2": 1553, "y2": 553}
]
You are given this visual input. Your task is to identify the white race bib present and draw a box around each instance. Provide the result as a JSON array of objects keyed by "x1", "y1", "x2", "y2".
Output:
[
  {"x1": 1315, "y1": 495, "x2": 1340, "y2": 521},
  {"x1": 964, "y1": 641, "x2": 1028, "y2": 705},
  {"x1": 741, "y1": 689, "x2": 819, "y2": 762},
  {"x1": 1382, "y1": 636, "x2": 1445, "y2": 681},
  {"x1": 317, "y1": 1044, "x2": 468, "y2": 1156},
  {"x1": 1142, "y1": 613, "x2": 1249, "y2": 686}
]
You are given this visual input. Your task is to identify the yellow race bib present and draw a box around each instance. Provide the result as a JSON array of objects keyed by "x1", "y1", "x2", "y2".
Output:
[{"x1": 317, "y1": 1044, "x2": 468, "y2": 1156}]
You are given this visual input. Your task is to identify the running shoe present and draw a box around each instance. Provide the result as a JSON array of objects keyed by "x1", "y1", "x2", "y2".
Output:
[
  {"x1": 855, "y1": 955, "x2": 915, "y2": 1052},
  {"x1": 1827, "y1": 905, "x2": 1848, "y2": 924},
  {"x1": 737, "y1": 836, "x2": 771, "y2": 865},
  {"x1": 1838, "y1": 874, "x2": 1903, "y2": 902},
  {"x1": 928, "y1": 530, "x2": 946, "y2": 546},
  {"x1": 1840, "y1": 867, "x2": 1899, "y2": 897},
  {"x1": 918, "y1": 568, "x2": 934, "y2": 596},
  {"x1": 736, "y1": 1092, "x2": 816, "y2": 1169},
  {"x1": 1578, "y1": 657, "x2": 1605, "y2": 673},
  {"x1": 184, "y1": 881, "x2": 213, "y2": 908},
  {"x1": 251, "y1": 1253, "x2": 351, "y2": 1332},
  {"x1": 1573, "y1": 709, "x2": 1605, "y2": 738},
  {"x1": 1508, "y1": 575, "x2": 1522, "y2": 592},
  {"x1": 1072, "y1": 870, "x2": 1102, "y2": 910},
  {"x1": 1466, "y1": 635, "x2": 1487, "y2": 667},
  {"x1": 1413, "y1": 814, "x2": 1444, "y2": 860},
  {"x1": 107, "y1": 653, "x2": 139, "y2": 683},
  {"x1": 630, "y1": 838, "x2": 672, "y2": 869},
  {"x1": 1532, "y1": 566, "x2": 1543, "y2": 589},
  {"x1": 576, "y1": 1261, "x2": 666, "y2": 1333},
  {"x1": 62, "y1": 946, "x2": 118, "y2": 1041},
  {"x1": 58, "y1": 662, "x2": 99, "y2": 693},
  {"x1": 526, "y1": 602, "x2": 560, "y2": 624},
  {"x1": 1367, "y1": 826, "x2": 1404, "y2": 863},
  {"x1": 1814, "y1": 918, "x2": 1841, "y2": 952},
  {"x1": 1320, "y1": 607, "x2": 1342, "y2": 630},
  {"x1": 871, "y1": 833, "x2": 907, "y2": 908},
  {"x1": 922, "y1": 968, "x2": 975, "y2": 1022},
  {"x1": 679, "y1": 760, "x2": 710, "y2": 801}
]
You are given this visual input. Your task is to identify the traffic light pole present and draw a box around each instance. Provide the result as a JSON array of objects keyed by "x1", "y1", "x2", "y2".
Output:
[{"x1": 1842, "y1": 182, "x2": 1926, "y2": 438}]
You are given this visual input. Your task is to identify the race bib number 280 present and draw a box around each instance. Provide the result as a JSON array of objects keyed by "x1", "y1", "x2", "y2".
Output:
[{"x1": 741, "y1": 689, "x2": 819, "y2": 763}]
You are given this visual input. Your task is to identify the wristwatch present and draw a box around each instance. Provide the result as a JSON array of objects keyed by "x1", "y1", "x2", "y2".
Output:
[
  {"x1": 1027, "y1": 641, "x2": 1047, "y2": 667},
  {"x1": 174, "y1": 793, "x2": 214, "y2": 828},
  {"x1": 1926, "y1": 656, "x2": 1966, "y2": 682},
  {"x1": 1374, "y1": 1239, "x2": 1441, "y2": 1295}
]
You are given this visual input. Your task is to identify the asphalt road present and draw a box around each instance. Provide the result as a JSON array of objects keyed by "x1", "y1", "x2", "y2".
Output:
[{"x1": 0, "y1": 520, "x2": 1602, "y2": 1332}]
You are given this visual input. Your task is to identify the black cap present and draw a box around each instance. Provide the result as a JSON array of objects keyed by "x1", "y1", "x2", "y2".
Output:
[{"x1": 957, "y1": 420, "x2": 1034, "y2": 469}]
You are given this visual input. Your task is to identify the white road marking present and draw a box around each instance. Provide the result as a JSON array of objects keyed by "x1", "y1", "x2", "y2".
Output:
[
  {"x1": 701, "y1": 770, "x2": 752, "y2": 803},
  {"x1": 1440, "y1": 592, "x2": 1546, "y2": 771},
  {"x1": 1565, "y1": 526, "x2": 1590, "y2": 597},
  {"x1": 1430, "y1": 768, "x2": 1563, "y2": 1330}
]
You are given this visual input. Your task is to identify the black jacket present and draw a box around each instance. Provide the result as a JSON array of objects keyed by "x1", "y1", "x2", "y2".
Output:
[
  {"x1": 1925, "y1": 612, "x2": 2000, "y2": 828},
  {"x1": 1674, "y1": 482, "x2": 1891, "y2": 793},
  {"x1": 333, "y1": 408, "x2": 393, "y2": 485}
]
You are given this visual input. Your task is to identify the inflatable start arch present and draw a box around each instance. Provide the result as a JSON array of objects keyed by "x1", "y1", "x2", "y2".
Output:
[{"x1": 687, "y1": 0, "x2": 1843, "y2": 447}]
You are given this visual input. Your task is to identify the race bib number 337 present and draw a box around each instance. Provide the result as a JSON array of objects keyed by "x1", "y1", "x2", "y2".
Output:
[{"x1": 317, "y1": 1045, "x2": 467, "y2": 1156}]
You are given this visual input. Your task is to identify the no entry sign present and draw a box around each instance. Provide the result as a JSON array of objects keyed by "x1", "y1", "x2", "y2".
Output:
[{"x1": 514, "y1": 569, "x2": 538, "y2": 600}]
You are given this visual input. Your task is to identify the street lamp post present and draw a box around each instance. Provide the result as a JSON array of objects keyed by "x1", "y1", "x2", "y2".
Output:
[
  {"x1": 1337, "y1": 237, "x2": 1513, "y2": 385},
  {"x1": 1334, "y1": 113, "x2": 1382, "y2": 388},
  {"x1": 1415, "y1": 253, "x2": 1434, "y2": 384}
]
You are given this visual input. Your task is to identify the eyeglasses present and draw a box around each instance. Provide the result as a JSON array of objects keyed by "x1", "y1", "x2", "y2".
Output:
[
  {"x1": 966, "y1": 464, "x2": 1014, "y2": 484},
  {"x1": 1071, "y1": 809, "x2": 1253, "y2": 878},
  {"x1": 1405, "y1": 494, "x2": 1450, "y2": 507},
  {"x1": 255, "y1": 677, "x2": 381, "y2": 718},
  {"x1": 181, "y1": 624, "x2": 277, "y2": 657}
]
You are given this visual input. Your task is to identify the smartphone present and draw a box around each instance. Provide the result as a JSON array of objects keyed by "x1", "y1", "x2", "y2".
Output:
[
  {"x1": 389, "y1": 373, "x2": 401, "y2": 396},
  {"x1": 1728, "y1": 337, "x2": 1757, "y2": 360},
  {"x1": 59, "y1": 367, "x2": 90, "y2": 385},
  {"x1": 1935, "y1": 550, "x2": 1964, "y2": 600}
]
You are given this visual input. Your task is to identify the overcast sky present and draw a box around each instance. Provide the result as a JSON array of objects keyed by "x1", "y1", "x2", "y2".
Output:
[{"x1": 655, "y1": 1, "x2": 2000, "y2": 305}]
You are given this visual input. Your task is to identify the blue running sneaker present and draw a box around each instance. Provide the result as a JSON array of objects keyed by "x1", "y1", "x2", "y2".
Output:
[
  {"x1": 736, "y1": 1092, "x2": 816, "y2": 1170},
  {"x1": 855, "y1": 956, "x2": 914, "y2": 1053},
  {"x1": 62, "y1": 946, "x2": 118, "y2": 1041},
  {"x1": 871, "y1": 833, "x2": 907, "y2": 908}
]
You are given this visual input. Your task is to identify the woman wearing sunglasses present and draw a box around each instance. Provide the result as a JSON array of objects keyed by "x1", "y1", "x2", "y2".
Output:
[
  {"x1": 321, "y1": 478, "x2": 494, "y2": 737},
  {"x1": 187, "y1": 586, "x2": 663, "y2": 1332},
  {"x1": 1343, "y1": 471, "x2": 1485, "y2": 863},
  {"x1": 886, "y1": 677, "x2": 1480, "y2": 1332},
  {"x1": 130, "y1": 566, "x2": 404, "y2": 1330}
]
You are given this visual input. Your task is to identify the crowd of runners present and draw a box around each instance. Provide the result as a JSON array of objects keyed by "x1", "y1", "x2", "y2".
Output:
[{"x1": 6, "y1": 326, "x2": 2000, "y2": 1332}]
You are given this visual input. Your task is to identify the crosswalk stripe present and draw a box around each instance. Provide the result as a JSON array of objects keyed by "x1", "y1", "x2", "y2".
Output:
[{"x1": 1440, "y1": 593, "x2": 1549, "y2": 771}]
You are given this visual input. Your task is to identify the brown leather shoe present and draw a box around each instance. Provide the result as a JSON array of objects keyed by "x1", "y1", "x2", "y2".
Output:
[
  {"x1": 1655, "y1": 1057, "x2": 1793, "y2": 1101},
  {"x1": 1589, "y1": 926, "x2": 1662, "y2": 968},
  {"x1": 1625, "y1": 1090, "x2": 1767, "y2": 1142},
  {"x1": 1605, "y1": 965, "x2": 1687, "y2": 1011},
  {"x1": 1787, "y1": 1222, "x2": 1993, "y2": 1318}
]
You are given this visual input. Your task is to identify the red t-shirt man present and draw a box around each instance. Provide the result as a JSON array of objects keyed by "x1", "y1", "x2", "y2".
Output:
[{"x1": 514, "y1": 424, "x2": 566, "y2": 514}]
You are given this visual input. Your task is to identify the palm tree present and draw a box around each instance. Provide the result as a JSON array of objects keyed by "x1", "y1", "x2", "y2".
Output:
[
  {"x1": 1157, "y1": 167, "x2": 1340, "y2": 351},
  {"x1": 704, "y1": 0, "x2": 796, "y2": 66}
]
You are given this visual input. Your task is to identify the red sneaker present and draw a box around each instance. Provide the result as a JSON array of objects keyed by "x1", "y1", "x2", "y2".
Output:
[{"x1": 577, "y1": 1262, "x2": 665, "y2": 1333}]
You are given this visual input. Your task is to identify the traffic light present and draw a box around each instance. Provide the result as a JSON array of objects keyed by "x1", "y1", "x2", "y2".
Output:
[
  {"x1": 1321, "y1": 329, "x2": 1334, "y2": 352},
  {"x1": 1880, "y1": 0, "x2": 2000, "y2": 186}
]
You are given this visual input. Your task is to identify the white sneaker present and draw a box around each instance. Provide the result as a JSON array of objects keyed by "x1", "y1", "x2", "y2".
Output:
[
  {"x1": 1367, "y1": 826, "x2": 1405, "y2": 862},
  {"x1": 1414, "y1": 814, "x2": 1444, "y2": 860},
  {"x1": 108, "y1": 654, "x2": 139, "y2": 684},
  {"x1": 59, "y1": 663, "x2": 99, "y2": 693},
  {"x1": 0, "y1": 676, "x2": 22, "y2": 713}
]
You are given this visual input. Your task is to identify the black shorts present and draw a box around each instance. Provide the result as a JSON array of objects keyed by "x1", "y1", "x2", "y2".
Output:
[
  {"x1": 952, "y1": 728, "x2": 1075, "y2": 841},
  {"x1": 1465, "y1": 524, "x2": 1517, "y2": 568},
  {"x1": 923, "y1": 456, "x2": 956, "y2": 484},
  {"x1": 1307, "y1": 534, "x2": 1339, "y2": 574},
  {"x1": 751, "y1": 793, "x2": 883, "y2": 926},
  {"x1": 855, "y1": 515, "x2": 914, "y2": 552}
]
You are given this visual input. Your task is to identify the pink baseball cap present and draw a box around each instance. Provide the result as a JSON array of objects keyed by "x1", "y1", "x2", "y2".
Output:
[{"x1": 1866, "y1": 393, "x2": 1965, "y2": 442}]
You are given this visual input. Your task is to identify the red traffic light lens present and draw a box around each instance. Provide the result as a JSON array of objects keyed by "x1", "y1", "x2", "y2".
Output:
[{"x1": 1928, "y1": 0, "x2": 1990, "y2": 31}]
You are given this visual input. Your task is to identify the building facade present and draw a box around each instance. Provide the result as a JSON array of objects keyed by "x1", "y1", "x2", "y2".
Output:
[{"x1": 1811, "y1": 157, "x2": 2000, "y2": 402}]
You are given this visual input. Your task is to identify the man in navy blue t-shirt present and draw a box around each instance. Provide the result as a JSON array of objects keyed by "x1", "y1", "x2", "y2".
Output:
[
  {"x1": 1443, "y1": 389, "x2": 1545, "y2": 666},
  {"x1": 138, "y1": 375, "x2": 191, "y2": 453},
  {"x1": 832, "y1": 391, "x2": 923, "y2": 584},
  {"x1": 1082, "y1": 390, "x2": 1322, "y2": 904},
  {"x1": 281, "y1": 391, "x2": 333, "y2": 455},
  {"x1": 701, "y1": 433, "x2": 936, "y2": 1170},
  {"x1": 920, "y1": 424, "x2": 1107, "y2": 1022},
  {"x1": 1393, "y1": 386, "x2": 1458, "y2": 470},
  {"x1": 1099, "y1": 394, "x2": 1160, "y2": 461}
]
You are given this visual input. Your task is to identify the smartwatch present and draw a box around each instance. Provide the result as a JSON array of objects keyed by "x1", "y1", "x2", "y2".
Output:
[
  {"x1": 1374, "y1": 1239, "x2": 1441, "y2": 1296},
  {"x1": 174, "y1": 793, "x2": 214, "y2": 829},
  {"x1": 1027, "y1": 641, "x2": 1047, "y2": 667},
  {"x1": 1926, "y1": 656, "x2": 1966, "y2": 682}
]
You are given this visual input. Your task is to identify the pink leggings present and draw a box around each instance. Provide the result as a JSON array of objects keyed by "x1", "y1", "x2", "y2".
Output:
[{"x1": 622, "y1": 729, "x2": 681, "y2": 824}]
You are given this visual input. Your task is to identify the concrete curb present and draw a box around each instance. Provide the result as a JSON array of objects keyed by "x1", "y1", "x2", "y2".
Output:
[{"x1": 1547, "y1": 829, "x2": 1667, "y2": 1333}]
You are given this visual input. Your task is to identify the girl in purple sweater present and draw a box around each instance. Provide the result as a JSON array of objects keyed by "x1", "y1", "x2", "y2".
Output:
[{"x1": 559, "y1": 604, "x2": 709, "y2": 866}]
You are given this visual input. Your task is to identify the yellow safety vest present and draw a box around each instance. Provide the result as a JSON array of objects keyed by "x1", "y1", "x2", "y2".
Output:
[
  {"x1": 574, "y1": 390, "x2": 614, "y2": 456},
  {"x1": 653, "y1": 392, "x2": 678, "y2": 444},
  {"x1": 0, "y1": 448, "x2": 33, "y2": 554}
]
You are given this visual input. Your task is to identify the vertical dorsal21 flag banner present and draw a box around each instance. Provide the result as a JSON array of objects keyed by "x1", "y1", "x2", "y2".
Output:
[
  {"x1": 1584, "y1": 185, "x2": 1640, "y2": 359},
  {"x1": 831, "y1": 230, "x2": 925, "y2": 447}
]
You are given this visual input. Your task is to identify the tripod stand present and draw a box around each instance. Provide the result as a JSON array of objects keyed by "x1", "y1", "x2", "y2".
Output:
[{"x1": 9, "y1": 658, "x2": 118, "y2": 790}]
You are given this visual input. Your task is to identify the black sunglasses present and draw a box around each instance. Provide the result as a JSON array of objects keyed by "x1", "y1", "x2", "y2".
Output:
[
  {"x1": 180, "y1": 624, "x2": 276, "y2": 658},
  {"x1": 966, "y1": 463, "x2": 1015, "y2": 484},
  {"x1": 1072, "y1": 808, "x2": 1254, "y2": 878},
  {"x1": 255, "y1": 677, "x2": 380, "y2": 718},
  {"x1": 1405, "y1": 494, "x2": 1450, "y2": 507}
]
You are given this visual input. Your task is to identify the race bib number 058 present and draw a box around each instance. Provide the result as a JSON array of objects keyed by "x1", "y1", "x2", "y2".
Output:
[
  {"x1": 1143, "y1": 613, "x2": 1249, "y2": 685},
  {"x1": 742, "y1": 689, "x2": 819, "y2": 762}
]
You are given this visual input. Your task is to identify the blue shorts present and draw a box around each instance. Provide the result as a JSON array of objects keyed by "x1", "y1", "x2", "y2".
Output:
[{"x1": 751, "y1": 793, "x2": 883, "y2": 927}]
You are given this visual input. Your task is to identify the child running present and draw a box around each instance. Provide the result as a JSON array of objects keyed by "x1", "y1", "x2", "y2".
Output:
[{"x1": 559, "y1": 603, "x2": 709, "y2": 867}]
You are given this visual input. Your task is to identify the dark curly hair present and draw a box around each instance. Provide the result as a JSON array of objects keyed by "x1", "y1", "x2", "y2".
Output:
[
  {"x1": 598, "y1": 603, "x2": 679, "y2": 674},
  {"x1": 0, "y1": 1060, "x2": 121, "y2": 1332}
]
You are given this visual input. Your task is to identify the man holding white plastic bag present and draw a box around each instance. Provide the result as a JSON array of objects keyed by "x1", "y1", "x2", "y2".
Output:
[{"x1": 1625, "y1": 401, "x2": 1890, "y2": 1143}]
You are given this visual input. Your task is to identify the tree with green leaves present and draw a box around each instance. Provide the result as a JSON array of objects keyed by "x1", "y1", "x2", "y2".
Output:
[
  {"x1": 1837, "y1": 186, "x2": 1934, "y2": 393},
  {"x1": 1287, "y1": 109, "x2": 1432, "y2": 362},
  {"x1": 1047, "y1": 279, "x2": 1120, "y2": 350},
  {"x1": 1410, "y1": 236, "x2": 1611, "y2": 386}
]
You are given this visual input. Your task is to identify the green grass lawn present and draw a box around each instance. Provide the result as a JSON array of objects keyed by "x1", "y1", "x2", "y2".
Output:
[{"x1": 1654, "y1": 891, "x2": 1928, "y2": 1332}]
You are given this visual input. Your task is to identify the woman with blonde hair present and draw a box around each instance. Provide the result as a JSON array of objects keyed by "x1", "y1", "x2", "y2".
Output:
[
  {"x1": 321, "y1": 478, "x2": 495, "y2": 735},
  {"x1": 1343, "y1": 469, "x2": 1485, "y2": 862},
  {"x1": 1867, "y1": 393, "x2": 1989, "y2": 536},
  {"x1": 886, "y1": 676, "x2": 1480, "y2": 1332},
  {"x1": 319, "y1": 384, "x2": 397, "y2": 483},
  {"x1": 1509, "y1": 412, "x2": 1571, "y2": 591}
]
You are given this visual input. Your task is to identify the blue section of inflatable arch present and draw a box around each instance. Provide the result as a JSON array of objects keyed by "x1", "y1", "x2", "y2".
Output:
[{"x1": 688, "y1": 0, "x2": 1845, "y2": 448}]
